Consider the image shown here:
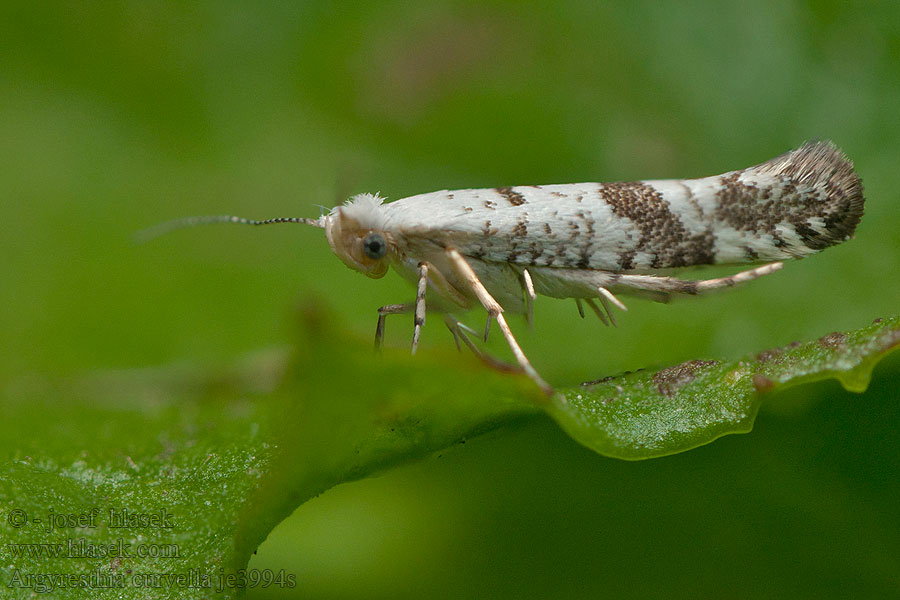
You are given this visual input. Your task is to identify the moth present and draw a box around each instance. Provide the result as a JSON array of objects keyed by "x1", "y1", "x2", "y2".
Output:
[{"x1": 146, "y1": 141, "x2": 864, "y2": 395}]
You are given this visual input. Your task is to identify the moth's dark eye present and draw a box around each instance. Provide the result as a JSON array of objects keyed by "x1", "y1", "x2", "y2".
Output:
[{"x1": 362, "y1": 232, "x2": 387, "y2": 260}]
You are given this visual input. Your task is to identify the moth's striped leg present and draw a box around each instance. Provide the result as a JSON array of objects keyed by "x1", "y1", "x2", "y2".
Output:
[
  {"x1": 411, "y1": 262, "x2": 428, "y2": 354},
  {"x1": 445, "y1": 248, "x2": 553, "y2": 396},
  {"x1": 375, "y1": 303, "x2": 413, "y2": 350},
  {"x1": 693, "y1": 262, "x2": 784, "y2": 293},
  {"x1": 612, "y1": 261, "x2": 784, "y2": 297},
  {"x1": 442, "y1": 315, "x2": 521, "y2": 373},
  {"x1": 417, "y1": 259, "x2": 469, "y2": 308}
]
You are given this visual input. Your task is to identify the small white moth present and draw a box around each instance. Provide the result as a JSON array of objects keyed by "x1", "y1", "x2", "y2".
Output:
[{"x1": 146, "y1": 141, "x2": 864, "y2": 395}]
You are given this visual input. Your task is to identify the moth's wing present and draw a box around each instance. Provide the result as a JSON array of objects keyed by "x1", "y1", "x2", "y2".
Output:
[
  {"x1": 380, "y1": 185, "x2": 640, "y2": 271},
  {"x1": 669, "y1": 141, "x2": 863, "y2": 264},
  {"x1": 380, "y1": 142, "x2": 862, "y2": 272}
]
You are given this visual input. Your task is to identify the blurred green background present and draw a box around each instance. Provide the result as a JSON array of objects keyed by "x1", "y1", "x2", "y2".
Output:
[{"x1": 2, "y1": 1, "x2": 899, "y2": 598}]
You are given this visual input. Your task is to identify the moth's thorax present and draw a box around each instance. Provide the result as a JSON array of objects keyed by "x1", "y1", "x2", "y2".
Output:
[{"x1": 324, "y1": 193, "x2": 391, "y2": 279}]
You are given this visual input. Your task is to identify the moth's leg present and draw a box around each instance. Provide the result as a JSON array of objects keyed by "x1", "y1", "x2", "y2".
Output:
[
  {"x1": 418, "y1": 260, "x2": 469, "y2": 308},
  {"x1": 693, "y1": 261, "x2": 784, "y2": 292},
  {"x1": 445, "y1": 317, "x2": 479, "y2": 352},
  {"x1": 446, "y1": 317, "x2": 463, "y2": 351},
  {"x1": 522, "y1": 268, "x2": 536, "y2": 328},
  {"x1": 598, "y1": 286, "x2": 628, "y2": 311},
  {"x1": 583, "y1": 298, "x2": 611, "y2": 327},
  {"x1": 445, "y1": 248, "x2": 553, "y2": 396},
  {"x1": 594, "y1": 285, "x2": 630, "y2": 326},
  {"x1": 613, "y1": 261, "x2": 784, "y2": 296},
  {"x1": 576, "y1": 289, "x2": 624, "y2": 327},
  {"x1": 411, "y1": 262, "x2": 428, "y2": 354},
  {"x1": 443, "y1": 315, "x2": 521, "y2": 373},
  {"x1": 375, "y1": 303, "x2": 413, "y2": 350},
  {"x1": 413, "y1": 258, "x2": 474, "y2": 345},
  {"x1": 384, "y1": 260, "x2": 468, "y2": 354}
]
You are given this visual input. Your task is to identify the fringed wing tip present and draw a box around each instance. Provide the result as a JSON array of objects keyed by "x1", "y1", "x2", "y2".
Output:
[{"x1": 766, "y1": 140, "x2": 865, "y2": 247}]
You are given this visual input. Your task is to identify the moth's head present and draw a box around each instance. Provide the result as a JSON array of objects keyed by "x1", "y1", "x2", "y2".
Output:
[{"x1": 324, "y1": 193, "x2": 391, "y2": 279}]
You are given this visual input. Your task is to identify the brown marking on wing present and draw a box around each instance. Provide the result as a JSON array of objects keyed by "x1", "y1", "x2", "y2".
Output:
[
  {"x1": 511, "y1": 215, "x2": 528, "y2": 238},
  {"x1": 496, "y1": 186, "x2": 527, "y2": 206},
  {"x1": 714, "y1": 142, "x2": 864, "y2": 253},
  {"x1": 600, "y1": 181, "x2": 716, "y2": 269}
]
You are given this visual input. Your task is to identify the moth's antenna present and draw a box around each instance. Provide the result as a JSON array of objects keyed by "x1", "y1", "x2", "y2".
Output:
[{"x1": 135, "y1": 214, "x2": 326, "y2": 243}]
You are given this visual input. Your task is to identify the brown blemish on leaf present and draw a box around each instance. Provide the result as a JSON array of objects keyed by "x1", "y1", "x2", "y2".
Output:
[
  {"x1": 582, "y1": 369, "x2": 642, "y2": 388},
  {"x1": 752, "y1": 374, "x2": 776, "y2": 392},
  {"x1": 755, "y1": 347, "x2": 784, "y2": 363},
  {"x1": 818, "y1": 331, "x2": 848, "y2": 349},
  {"x1": 581, "y1": 375, "x2": 616, "y2": 387},
  {"x1": 652, "y1": 359, "x2": 718, "y2": 396}
]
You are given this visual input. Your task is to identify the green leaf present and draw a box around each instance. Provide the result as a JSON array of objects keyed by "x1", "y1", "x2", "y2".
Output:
[
  {"x1": 2, "y1": 308, "x2": 898, "y2": 598},
  {"x1": 0, "y1": 306, "x2": 539, "y2": 599},
  {"x1": 547, "y1": 316, "x2": 900, "y2": 460},
  {"x1": 0, "y1": 361, "x2": 281, "y2": 599}
]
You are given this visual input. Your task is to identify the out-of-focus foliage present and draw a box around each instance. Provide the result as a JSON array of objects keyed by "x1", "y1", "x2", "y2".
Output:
[
  {"x1": 0, "y1": 361, "x2": 277, "y2": 600},
  {"x1": 2, "y1": 1, "x2": 899, "y2": 598},
  {"x1": 1, "y1": 306, "x2": 896, "y2": 599}
]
